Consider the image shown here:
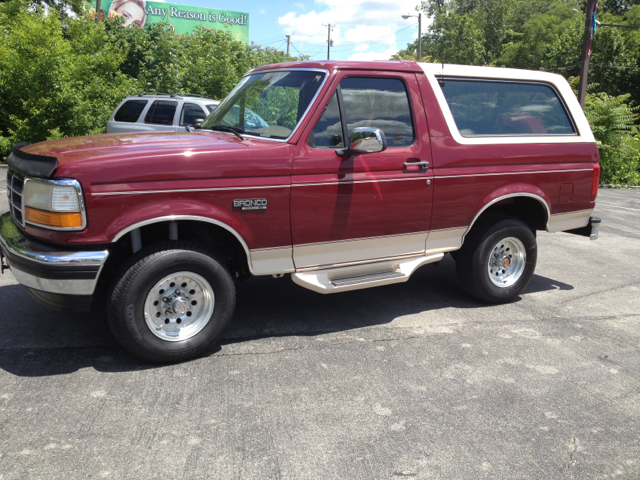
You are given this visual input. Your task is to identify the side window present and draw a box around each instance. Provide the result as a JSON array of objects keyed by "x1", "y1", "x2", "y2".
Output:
[
  {"x1": 340, "y1": 77, "x2": 415, "y2": 147},
  {"x1": 309, "y1": 93, "x2": 344, "y2": 148},
  {"x1": 440, "y1": 80, "x2": 575, "y2": 136},
  {"x1": 180, "y1": 103, "x2": 206, "y2": 126},
  {"x1": 114, "y1": 100, "x2": 147, "y2": 123},
  {"x1": 144, "y1": 100, "x2": 178, "y2": 126}
]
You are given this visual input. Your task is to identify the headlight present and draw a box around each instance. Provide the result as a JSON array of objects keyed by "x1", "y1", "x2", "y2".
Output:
[{"x1": 22, "y1": 178, "x2": 85, "y2": 230}]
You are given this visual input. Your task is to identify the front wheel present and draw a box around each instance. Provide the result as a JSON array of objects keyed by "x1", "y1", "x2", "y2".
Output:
[
  {"x1": 456, "y1": 216, "x2": 537, "y2": 304},
  {"x1": 107, "y1": 242, "x2": 236, "y2": 363}
]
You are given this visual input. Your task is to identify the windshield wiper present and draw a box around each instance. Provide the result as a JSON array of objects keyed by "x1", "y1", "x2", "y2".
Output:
[{"x1": 206, "y1": 125, "x2": 244, "y2": 140}]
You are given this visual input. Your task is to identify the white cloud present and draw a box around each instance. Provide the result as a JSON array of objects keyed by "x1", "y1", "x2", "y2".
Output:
[
  {"x1": 348, "y1": 46, "x2": 398, "y2": 61},
  {"x1": 278, "y1": 0, "x2": 426, "y2": 58},
  {"x1": 293, "y1": 2, "x2": 306, "y2": 10},
  {"x1": 343, "y1": 25, "x2": 397, "y2": 47},
  {"x1": 260, "y1": 8, "x2": 266, "y2": 14}
]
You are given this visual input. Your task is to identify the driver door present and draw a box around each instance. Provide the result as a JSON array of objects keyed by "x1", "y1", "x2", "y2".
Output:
[{"x1": 291, "y1": 71, "x2": 434, "y2": 270}]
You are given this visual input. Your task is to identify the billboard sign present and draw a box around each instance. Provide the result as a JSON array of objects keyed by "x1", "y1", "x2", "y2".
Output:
[{"x1": 89, "y1": 0, "x2": 249, "y2": 42}]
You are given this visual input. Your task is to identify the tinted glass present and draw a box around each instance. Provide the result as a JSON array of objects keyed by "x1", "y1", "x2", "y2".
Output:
[
  {"x1": 441, "y1": 80, "x2": 575, "y2": 136},
  {"x1": 202, "y1": 70, "x2": 326, "y2": 139},
  {"x1": 114, "y1": 100, "x2": 147, "y2": 123},
  {"x1": 144, "y1": 100, "x2": 178, "y2": 126},
  {"x1": 309, "y1": 92, "x2": 344, "y2": 148},
  {"x1": 180, "y1": 103, "x2": 206, "y2": 126},
  {"x1": 205, "y1": 104, "x2": 217, "y2": 113},
  {"x1": 340, "y1": 77, "x2": 414, "y2": 147}
]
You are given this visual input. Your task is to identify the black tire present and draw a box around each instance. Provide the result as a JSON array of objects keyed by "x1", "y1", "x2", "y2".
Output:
[
  {"x1": 107, "y1": 241, "x2": 235, "y2": 363},
  {"x1": 456, "y1": 216, "x2": 537, "y2": 304}
]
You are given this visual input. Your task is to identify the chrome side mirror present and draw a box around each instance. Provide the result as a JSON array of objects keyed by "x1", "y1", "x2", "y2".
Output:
[{"x1": 349, "y1": 127, "x2": 387, "y2": 154}]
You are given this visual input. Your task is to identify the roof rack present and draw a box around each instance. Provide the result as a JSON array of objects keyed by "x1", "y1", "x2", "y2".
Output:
[
  {"x1": 137, "y1": 92, "x2": 179, "y2": 98},
  {"x1": 174, "y1": 93, "x2": 214, "y2": 99}
]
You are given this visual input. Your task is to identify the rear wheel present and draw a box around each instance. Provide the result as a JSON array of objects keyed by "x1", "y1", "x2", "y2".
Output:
[
  {"x1": 456, "y1": 216, "x2": 537, "y2": 304},
  {"x1": 107, "y1": 241, "x2": 235, "y2": 363}
]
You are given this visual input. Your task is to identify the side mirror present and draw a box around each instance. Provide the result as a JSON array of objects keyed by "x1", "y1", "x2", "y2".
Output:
[
  {"x1": 336, "y1": 127, "x2": 387, "y2": 156},
  {"x1": 192, "y1": 119, "x2": 204, "y2": 129}
]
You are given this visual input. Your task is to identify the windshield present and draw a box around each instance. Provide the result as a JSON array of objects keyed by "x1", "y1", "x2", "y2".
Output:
[{"x1": 201, "y1": 70, "x2": 326, "y2": 139}]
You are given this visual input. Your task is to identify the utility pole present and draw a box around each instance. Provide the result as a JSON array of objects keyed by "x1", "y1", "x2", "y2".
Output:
[
  {"x1": 96, "y1": 0, "x2": 101, "y2": 20},
  {"x1": 286, "y1": 35, "x2": 290, "y2": 56},
  {"x1": 417, "y1": 12, "x2": 422, "y2": 62},
  {"x1": 323, "y1": 24, "x2": 333, "y2": 60},
  {"x1": 577, "y1": 0, "x2": 598, "y2": 109}
]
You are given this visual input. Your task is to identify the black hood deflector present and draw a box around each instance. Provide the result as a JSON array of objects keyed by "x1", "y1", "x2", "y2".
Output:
[{"x1": 7, "y1": 143, "x2": 58, "y2": 178}]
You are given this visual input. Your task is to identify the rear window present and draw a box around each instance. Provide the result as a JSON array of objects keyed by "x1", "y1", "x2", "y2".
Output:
[
  {"x1": 114, "y1": 100, "x2": 147, "y2": 123},
  {"x1": 440, "y1": 79, "x2": 575, "y2": 136},
  {"x1": 144, "y1": 100, "x2": 178, "y2": 126}
]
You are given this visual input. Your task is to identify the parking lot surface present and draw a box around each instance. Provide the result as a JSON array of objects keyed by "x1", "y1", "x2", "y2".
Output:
[{"x1": 1, "y1": 167, "x2": 639, "y2": 479}]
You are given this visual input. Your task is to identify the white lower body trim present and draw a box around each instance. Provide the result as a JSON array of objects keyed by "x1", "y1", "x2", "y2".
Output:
[
  {"x1": 547, "y1": 209, "x2": 593, "y2": 233},
  {"x1": 425, "y1": 227, "x2": 466, "y2": 255},
  {"x1": 292, "y1": 231, "x2": 429, "y2": 270},
  {"x1": 249, "y1": 246, "x2": 295, "y2": 275}
]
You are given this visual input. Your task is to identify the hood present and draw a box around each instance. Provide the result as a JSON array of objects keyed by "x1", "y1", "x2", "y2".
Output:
[
  {"x1": 23, "y1": 131, "x2": 244, "y2": 167},
  {"x1": 20, "y1": 130, "x2": 292, "y2": 185}
]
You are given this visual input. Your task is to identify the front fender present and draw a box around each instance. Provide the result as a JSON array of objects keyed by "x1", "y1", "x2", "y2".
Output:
[{"x1": 99, "y1": 199, "x2": 254, "y2": 247}]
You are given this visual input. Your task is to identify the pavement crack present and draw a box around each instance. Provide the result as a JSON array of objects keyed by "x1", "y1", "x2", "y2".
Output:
[
  {"x1": 562, "y1": 434, "x2": 578, "y2": 480},
  {"x1": 560, "y1": 280, "x2": 640, "y2": 304}
]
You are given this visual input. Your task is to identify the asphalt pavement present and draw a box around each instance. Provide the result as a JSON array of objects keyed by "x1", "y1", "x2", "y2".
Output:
[{"x1": 0, "y1": 166, "x2": 639, "y2": 479}]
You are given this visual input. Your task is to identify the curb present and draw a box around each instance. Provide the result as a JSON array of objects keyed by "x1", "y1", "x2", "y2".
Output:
[{"x1": 600, "y1": 184, "x2": 640, "y2": 190}]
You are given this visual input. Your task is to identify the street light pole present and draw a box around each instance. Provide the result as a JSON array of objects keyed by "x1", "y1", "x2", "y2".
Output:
[
  {"x1": 402, "y1": 13, "x2": 422, "y2": 62},
  {"x1": 577, "y1": 0, "x2": 598, "y2": 109}
]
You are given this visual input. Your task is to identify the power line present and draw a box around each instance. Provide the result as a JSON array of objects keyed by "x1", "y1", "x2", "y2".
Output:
[
  {"x1": 289, "y1": 42, "x2": 326, "y2": 59},
  {"x1": 330, "y1": 23, "x2": 416, "y2": 52},
  {"x1": 283, "y1": 23, "x2": 417, "y2": 50},
  {"x1": 252, "y1": 34, "x2": 287, "y2": 44}
]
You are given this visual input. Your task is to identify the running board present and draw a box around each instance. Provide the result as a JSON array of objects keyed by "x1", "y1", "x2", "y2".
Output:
[{"x1": 291, "y1": 253, "x2": 444, "y2": 294}]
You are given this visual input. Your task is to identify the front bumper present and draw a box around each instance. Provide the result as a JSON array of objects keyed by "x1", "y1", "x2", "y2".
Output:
[{"x1": 0, "y1": 212, "x2": 109, "y2": 296}]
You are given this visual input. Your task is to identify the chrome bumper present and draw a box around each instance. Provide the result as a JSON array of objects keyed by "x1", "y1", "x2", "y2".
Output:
[
  {"x1": 566, "y1": 216, "x2": 601, "y2": 241},
  {"x1": 0, "y1": 212, "x2": 108, "y2": 295}
]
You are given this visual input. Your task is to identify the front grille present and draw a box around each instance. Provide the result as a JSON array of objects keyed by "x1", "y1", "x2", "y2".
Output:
[{"x1": 6, "y1": 169, "x2": 25, "y2": 226}]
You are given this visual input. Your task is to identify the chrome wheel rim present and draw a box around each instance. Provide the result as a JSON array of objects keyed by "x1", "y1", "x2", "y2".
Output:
[
  {"x1": 144, "y1": 271, "x2": 215, "y2": 342},
  {"x1": 487, "y1": 237, "x2": 526, "y2": 288}
]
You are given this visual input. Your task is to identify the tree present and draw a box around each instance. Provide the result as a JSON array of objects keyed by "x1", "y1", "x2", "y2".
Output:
[{"x1": 0, "y1": 0, "x2": 300, "y2": 161}]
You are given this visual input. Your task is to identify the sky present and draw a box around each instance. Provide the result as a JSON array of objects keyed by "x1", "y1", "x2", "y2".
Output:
[{"x1": 151, "y1": 0, "x2": 430, "y2": 61}]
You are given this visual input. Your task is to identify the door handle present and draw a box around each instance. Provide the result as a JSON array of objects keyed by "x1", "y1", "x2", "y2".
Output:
[{"x1": 403, "y1": 161, "x2": 429, "y2": 170}]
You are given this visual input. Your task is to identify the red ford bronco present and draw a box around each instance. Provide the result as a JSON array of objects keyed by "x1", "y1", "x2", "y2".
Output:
[{"x1": 1, "y1": 61, "x2": 601, "y2": 362}]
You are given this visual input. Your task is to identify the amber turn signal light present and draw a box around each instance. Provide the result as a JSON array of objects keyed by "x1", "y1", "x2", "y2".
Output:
[{"x1": 25, "y1": 207, "x2": 83, "y2": 229}]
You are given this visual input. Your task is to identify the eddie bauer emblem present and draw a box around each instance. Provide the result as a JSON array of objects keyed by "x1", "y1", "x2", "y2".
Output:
[{"x1": 233, "y1": 198, "x2": 267, "y2": 210}]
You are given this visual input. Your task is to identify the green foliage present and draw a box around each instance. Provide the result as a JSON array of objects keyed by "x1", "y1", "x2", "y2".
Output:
[
  {"x1": 0, "y1": 0, "x2": 300, "y2": 162},
  {"x1": 0, "y1": 1, "x2": 139, "y2": 160},
  {"x1": 585, "y1": 91, "x2": 640, "y2": 185}
]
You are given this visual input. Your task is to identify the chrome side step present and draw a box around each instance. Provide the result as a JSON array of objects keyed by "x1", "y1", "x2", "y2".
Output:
[
  {"x1": 291, "y1": 253, "x2": 444, "y2": 294},
  {"x1": 331, "y1": 271, "x2": 405, "y2": 288}
]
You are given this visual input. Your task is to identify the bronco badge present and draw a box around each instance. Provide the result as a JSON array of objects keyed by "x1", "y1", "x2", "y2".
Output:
[{"x1": 233, "y1": 198, "x2": 267, "y2": 210}]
